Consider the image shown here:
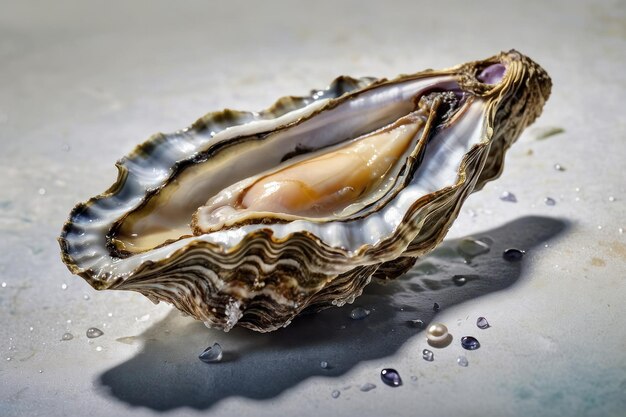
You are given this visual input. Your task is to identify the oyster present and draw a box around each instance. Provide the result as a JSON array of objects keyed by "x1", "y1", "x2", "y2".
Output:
[{"x1": 59, "y1": 50, "x2": 551, "y2": 332}]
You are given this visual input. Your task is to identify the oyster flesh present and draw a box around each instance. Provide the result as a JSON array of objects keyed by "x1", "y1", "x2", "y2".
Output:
[{"x1": 59, "y1": 50, "x2": 551, "y2": 332}]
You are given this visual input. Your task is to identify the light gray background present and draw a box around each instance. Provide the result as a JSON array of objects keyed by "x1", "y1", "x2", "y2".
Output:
[{"x1": 1, "y1": 1, "x2": 625, "y2": 416}]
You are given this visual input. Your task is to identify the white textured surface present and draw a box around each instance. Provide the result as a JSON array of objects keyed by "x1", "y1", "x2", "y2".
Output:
[{"x1": 0, "y1": 1, "x2": 625, "y2": 417}]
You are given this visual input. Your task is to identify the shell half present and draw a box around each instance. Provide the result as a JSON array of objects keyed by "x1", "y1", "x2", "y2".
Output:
[{"x1": 59, "y1": 50, "x2": 551, "y2": 332}]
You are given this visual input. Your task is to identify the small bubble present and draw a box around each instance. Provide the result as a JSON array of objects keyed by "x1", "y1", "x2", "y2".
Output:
[
  {"x1": 410, "y1": 375, "x2": 418, "y2": 382},
  {"x1": 433, "y1": 302, "x2": 440, "y2": 311},
  {"x1": 422, "y1": 349, "x2": 434, "y2": 361},
  {"x1": 544, "y1": 197, "x2": 556, "y2": 206},
  {"x1": 6, "y1": 357, "x2": 11, "y2": 361},
  {"x1": 331, "y1": 390, "x2": 341, "y2": 399},
  {"x1": 86, "y1": 327, "x2": 104, "y2": 338},
  {"x1": 83, "y1": 294, "x2": 90, "y2": 300},
  {"x1": 349, "y1": 307, "x2": 371, "y2": 320},
  {"x1": 608, "y1": 196, "x2": 615, "y2": 202},
  {"x1": 1, "y1": 282, "x2": 6, "y2": 288},
  {"x1": 554, "y1": 164, "x2": 565, "y2": 171},
  {"x1": 61, "y1": 283, "x2": 67, "y2": 290},
  {"x1": 66, "y1": 319, "x2": 72, "y2": 324},
  {"x1": 199, "y1": 342, "x2": 223, "y2": 363},
  {"x1": 619, "y1": 228, "x2": 624, "y2": 234},
  {"x1": 457, "y1": 356, "x2": 469, "y2": 367},
  {"x1": 597, "y1": 225, "x2": 603, "y2": 230},
  {"x1": 107, "y1": 312, "x2": 113, "y2": 317},
  {"x1": 575, "y1": 187, "x2": 580, "y2": 192},
  {"x1": 38, "y1": 188, "x2": 46, "y2": 196},
  {"x1": 38, "y1": 369, "x2": 43, "y2": 373},
  {"x1": 452, "y1": 275, "x2": 467, "y2": 286},
  {"x1": 320, "y1": 361, "x2": 330, "y2": 369},
  {"x1": 62, "y1": 144, "x2": 71, "y2": 152},
  {"x1": 95, "y1": 346, "x2": 103, "y2": 352},
  {"x1": 61, "y1": 332, "x2": 73, "y2": 341},
  {"x1": 29, "y1": 326, "x2": 34, "y2": 332}
]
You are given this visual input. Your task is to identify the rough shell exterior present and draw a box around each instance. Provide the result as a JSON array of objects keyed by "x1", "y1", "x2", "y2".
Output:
[{"x1": 59, "y1": 50, "x2": 551, "y2": 332}]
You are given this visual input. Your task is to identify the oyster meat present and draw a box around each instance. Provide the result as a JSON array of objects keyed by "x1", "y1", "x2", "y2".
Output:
[{"x1": 59, "y1": 50, "x2": 551, "y2": 332}]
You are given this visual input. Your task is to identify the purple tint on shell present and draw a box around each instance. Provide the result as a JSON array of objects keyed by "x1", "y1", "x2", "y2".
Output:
[{"x1": 477, "y1": 63, "x2": 506, "y2": 85}]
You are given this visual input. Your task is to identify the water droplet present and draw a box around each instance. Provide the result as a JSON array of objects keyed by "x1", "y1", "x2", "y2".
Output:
[
  {"x1": 1, "y1": 282, "x2": 6, "y2": 288},
  {"x1": 503, "y1": 248, "x2": 525, "y2": 262},
  {"x1": 380, "y1": 368, "x2": 402, "y2": 387},
  {"x1": 407, "y1": 319, "x2": 425, "y2": 328},
  {"x1": 427, "y1": 323, "x2": 450, "y2": 346},
  {"x1": 95, "y1": 346, "x2": 103, "y2": 352},
  {"x1": 499, "y1": 191, "x2": 517, "y2": 203},
  {"x1": 544, "y1": 197, "x2": 556, "y2": 206},
  {"x1": 86, "y1": 327, "x2": 104, "y2": 338},
  {"x1": 476, "y1": 317, "x2": 490, "y2": 329},
  {"x1": 320, "y1": 361, "x2": 330, "y2": 369},
  {"x1": 457, "y1": 356, "x2": 469, "y2": 367},
  {"x1": 83, "y1": 294, "x2": 90, "y2": 300},
  {"x1": 608, "y1": 196, "x2": 615, "y2": 202},
  {"x1": 457, "y1": 238, "x2": 490, "y2": 258},
  {"x1": 461, "y1": 336, "x2": 480, "y2": 350},
  {"x1": 331, "y1": 390, "x2": 341, "y2": 399},
  {"x1": 422, "y1": 349, "x2": 434, "y2": 361},
  {"x1": 199, "y1": 342, "x2": 223, "y2": 363},
  {"x1": 433, "y1": 302, "x2": 440, "y2": 311},
  {"x1": 360, "y1": 383, "x2": 376, "y2": 392},
  {"x1": 349, "y1": 307, "x2": 370, "y2": 320},
  {"x1": 61, "y1": 332, "x2": 73, "y2": 341},
  {"x1": 38, "y1": 188, "x2": 46, "y2": 196},
  {"x1": 61, "y1": 283, "x2": 67, "y2": 290},
  {"x1": 554, "y1": 163, "x2": 565, "y2": 171}
]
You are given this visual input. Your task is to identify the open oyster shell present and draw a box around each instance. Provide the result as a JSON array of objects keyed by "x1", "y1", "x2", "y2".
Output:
[{"x1": 59, "y1": 50, "x2": 551, "y2": 332}]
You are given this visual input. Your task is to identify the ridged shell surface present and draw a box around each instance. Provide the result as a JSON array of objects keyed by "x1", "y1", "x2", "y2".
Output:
[{"x1": 59, "y1": 50, "x2": 551, "y2": 332}]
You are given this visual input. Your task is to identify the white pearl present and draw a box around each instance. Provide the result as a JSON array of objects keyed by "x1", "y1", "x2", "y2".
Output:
[{"x1": 427, "y1": 323, "x2": 449, "y2": 344}]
